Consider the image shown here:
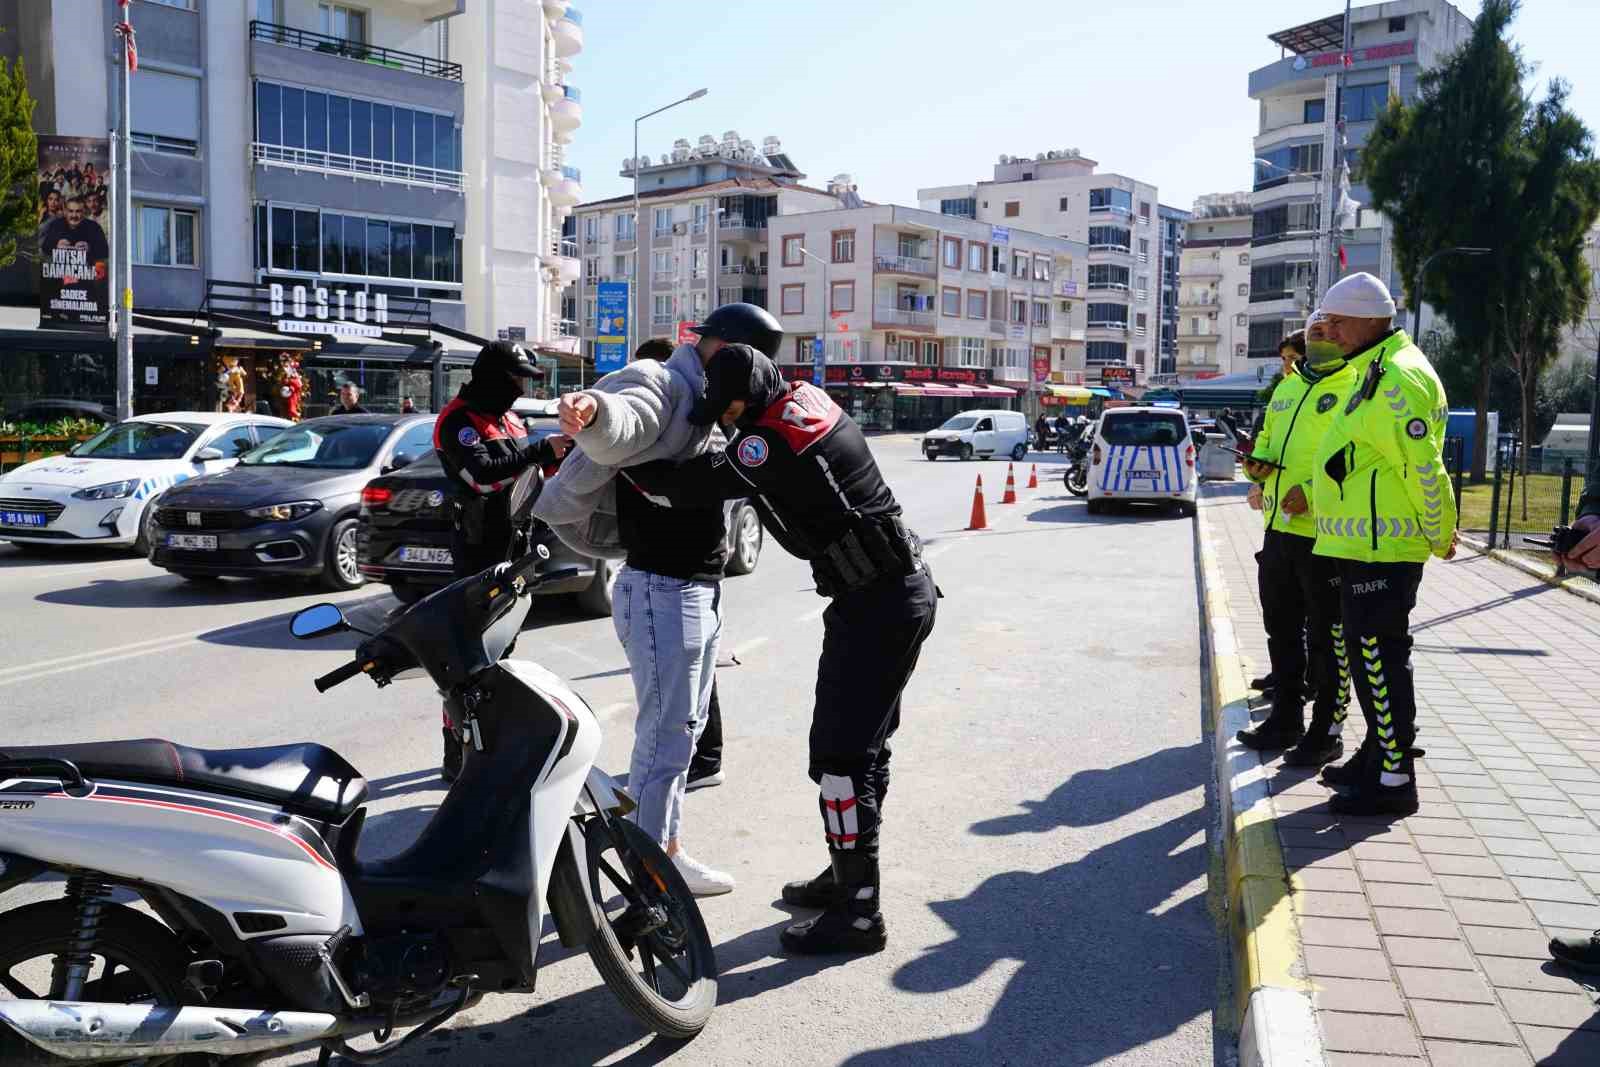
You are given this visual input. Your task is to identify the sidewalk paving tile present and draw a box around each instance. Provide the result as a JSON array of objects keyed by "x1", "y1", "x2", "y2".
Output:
[
  {"x1": 1421, "y1": 1041, "x2": 1533, "y2": 1066},
  {"x1": 1382, "y1": 936, "x2": 1476, "y2": 970},
  {"x1": 1497, "y1": 988, "x2": 1600, "y2": 1030},
  {"x1": 1374, "y1": 907, "x2": 1463, "y2": 939},
  {"x1": 1312, "y1": 976, "x2": 1408, "y2": 1015},
  {"x1": 1393, "y1": 964, "x2": 1497, "y2": 1003},
  {"x1": 1408, "y1": 998, "x2": 1520, "y2": 1043},
  {"x1": 1365, "y1": 882, "x2": 1448, "y2": 910},
  {"x1": 1300, "y1": 916, "x2": 1383, "y2": 950},
  {"x1": 1318, "y1": 1011, "x2": 1425, "y2": 1056},
  {"x1": 1518, "y1": 1024, "x2": 1600, "y2": 1064}
]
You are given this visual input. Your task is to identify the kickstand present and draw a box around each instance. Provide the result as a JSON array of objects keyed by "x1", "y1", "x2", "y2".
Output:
[{"x1": 318, "y1": 977, "x2": 478, "y2": 1065}]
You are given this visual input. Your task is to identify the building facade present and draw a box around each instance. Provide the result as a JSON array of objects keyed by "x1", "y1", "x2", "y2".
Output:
[
  {"x1": 764, "y1": 204, "x2": 1087, "y2": 429},
  {"x1": 1177, "y1": 193, "x2": 1254, "y2": 379},
  {"x1": 918, "y1": 150, "x2": 1161, "y2": 392},
  {"x1": 1247, "y1": 0, "x2": 1472, "y2": 359},
  {"x1": 0, "y1": 0, "x2": 580, "y2": 417},
  {"x1": 1157, "y1": 204, "x2": 1190, "y2": 379}
]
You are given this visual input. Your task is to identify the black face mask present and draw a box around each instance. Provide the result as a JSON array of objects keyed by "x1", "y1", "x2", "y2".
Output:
[{"x1": 468, "y1": 373, "x2": 523, "y2": 415}]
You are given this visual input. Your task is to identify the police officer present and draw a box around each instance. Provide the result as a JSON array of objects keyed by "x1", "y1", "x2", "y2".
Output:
[
  {"x1": 433, "y1": 340, "x2": 568, "y2": 779},
  {"x1": 1309, "y1": 273, "x2": 1457, "y2": 816},
  {"x1": 627, "y1": 344, "x2": 937, "y2": 955},
  {"x1": 1237, "y1": 315, "x2": 1357, "y2": 767}
]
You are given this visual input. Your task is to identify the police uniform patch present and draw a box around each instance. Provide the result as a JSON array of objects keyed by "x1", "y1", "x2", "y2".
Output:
[
  {"x1": 736, "y1": 436, "x2": 768, "y2": 467},
  {"x1": 458, "y1": 427, "x2": 480, "y2": 446},
  {"x1": 1406, "y1": 417, "x2": 1428, "y2": 440},
  {"x1": 1317, "y1": 393, "x2": 1337, "y2": 414}
]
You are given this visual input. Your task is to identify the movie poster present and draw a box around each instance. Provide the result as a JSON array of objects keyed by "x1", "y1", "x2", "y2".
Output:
[{"x1": 37, "y1": 136, "x2": 111, "y2": 328}]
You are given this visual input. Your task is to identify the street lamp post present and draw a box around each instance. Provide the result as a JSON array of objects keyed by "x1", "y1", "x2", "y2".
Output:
[
  {"x1": 632, "y1": 88, "x2": 708, "y2": 355},
  {"x1": 799, "y1": 246, "x2": 829, "y2": 384},
  {"x1": 1410, "y1": 246, "x2": 1491, "y2": 339}
]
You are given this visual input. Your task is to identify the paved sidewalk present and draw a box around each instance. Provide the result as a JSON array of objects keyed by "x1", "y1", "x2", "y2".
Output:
[{"x1": 1203, "y1": 480, "x2": 1600, "y2": 1065}]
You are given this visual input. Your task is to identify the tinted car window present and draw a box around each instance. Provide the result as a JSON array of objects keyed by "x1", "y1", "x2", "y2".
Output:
[
  {"x1": 203, "y1": 424, "x2": 257, "y2": 459},
  {"x1": 390, "y1": 420, "x2": 436, "y2": 464},
  {"x1": 239, "y1": 421, "x2": 392, "y2": 470},
  {"x1": 1101, "y1": 413, "x2": 1187, "y2": 447},
  {"x1": 72, "y1": 421, "x2": 202, "y2": 460},
  {"x1": 938, "y1": 416, "x2": 978, "y2": 431},
  {"x1": 251, "y1": 422, "x2": 287, "y2": 446},
  {"x1": 975, "y1": 418, "x2": 994, "y2": 432}
]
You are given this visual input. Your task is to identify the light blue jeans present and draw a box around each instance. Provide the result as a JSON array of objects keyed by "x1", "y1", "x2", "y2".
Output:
[{"x1": 612, "y1": 566, "x2": 723, "y2": 845}]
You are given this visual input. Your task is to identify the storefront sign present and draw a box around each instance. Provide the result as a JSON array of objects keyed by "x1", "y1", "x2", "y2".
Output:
[
  {"x1": 38, "y1": 136, "x2": 111, "y2": 328},
  {"x1": 595, "y1": 282, "x2": 629, "y2": 373},
  {"x1": 1100, "y1": 365, "x2": 1134, "y2": 386},
  {"x1": 1032, "y1": 357, "x2": 1050, "y2": 384},
  {"x1": 270, "y1": 283, "x2": 387, "y2": 338},
  {"x1": 780, "y1": 363, "x2": 994, "y2": 386},
  {"x1": 1302, "y1": 39, "x2": 1415, "y2": 69},
  {"x1": 991, "y1": 226, "x2": 1010, "y2": 244},
  {"x1": 676, "y1": 320, "x2": 699, "y2": 346}
]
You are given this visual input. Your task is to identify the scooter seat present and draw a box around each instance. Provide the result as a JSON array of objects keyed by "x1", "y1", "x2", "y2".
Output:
[{"x1": 0, "y1": 739, "x2": 368, "y2": 823}]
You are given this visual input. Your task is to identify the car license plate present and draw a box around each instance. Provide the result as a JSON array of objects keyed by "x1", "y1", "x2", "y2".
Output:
[
  {"x1": 1127, "y1": 469, "x2": 1160, "y2": 478},
  {"x1": 165, "y1": 533, "x2": 218, "y2": 550},
  {"x1": 0, "y1": 510, "x2": 47, "y2": 527},
  {"x1": 398, "y1": 545, "x2": 453, "y2": 565}
]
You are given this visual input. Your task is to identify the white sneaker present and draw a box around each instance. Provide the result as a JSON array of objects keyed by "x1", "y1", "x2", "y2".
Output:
[
  {"x1": 672, "y1": 850, "x2": 735, "y2": 896},
  {"x1": 686, "y1": 768, "x2": 725, "y2": 792}
]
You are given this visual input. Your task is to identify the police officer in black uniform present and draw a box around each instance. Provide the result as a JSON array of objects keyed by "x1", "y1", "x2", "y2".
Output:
[
  {"x1": 433, "y1": 340, "x2": 567, "y2": 778},
  {"x1": 627, "y1": 344, "x2": 938, "y2": 955}
]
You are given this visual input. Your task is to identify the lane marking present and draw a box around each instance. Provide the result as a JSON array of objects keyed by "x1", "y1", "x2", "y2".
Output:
[
  {"x1": 0, "y1": 617, "x2": 287, "y2": 688},
  {"x1": 0, "y1": 557, "x2": 156, "y2": 584}
]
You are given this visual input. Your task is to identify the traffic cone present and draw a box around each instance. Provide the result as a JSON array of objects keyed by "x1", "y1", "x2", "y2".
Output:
[
  {"x1": 967, "y1": 475, "x2": 988, "y2": 531},
  {"x1": 1001, "y1": 463, "x2": 1018, "y2": 504},
  {"x1": 1027, "y1": 464, "x2": 1039, "y2": 489}
]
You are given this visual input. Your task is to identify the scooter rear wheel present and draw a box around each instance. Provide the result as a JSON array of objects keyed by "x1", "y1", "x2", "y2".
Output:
[
  {"x1": 582, "y1": 816, "x2": 716, "y2": 1039},
  {"x1": 1065, "y1": 466, "x2": 1088, "y2": 497}
]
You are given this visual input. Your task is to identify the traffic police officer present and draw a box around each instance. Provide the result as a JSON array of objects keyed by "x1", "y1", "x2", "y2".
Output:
[
  {"x1": 1309, "y1": 273, "x2": 1457, "y2": 816},
  {"x1": 433, "y1": 340, "x2": 567, "y2": 778},
  {"x1": 1238, "y1": 314, "x2": 1358, "y2": 768},
  {"x1": 627, "y1": 344, "x2": 938, "y2": 955}
]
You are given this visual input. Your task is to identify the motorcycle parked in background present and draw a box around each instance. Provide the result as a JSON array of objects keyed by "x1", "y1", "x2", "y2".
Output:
[{"x1": 1062, "y1": 422, "x2": 1092, "y2": 498}]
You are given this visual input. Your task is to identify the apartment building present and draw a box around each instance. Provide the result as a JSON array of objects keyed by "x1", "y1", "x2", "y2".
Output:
[
  {"x1": 1247, "y1": 0, "x2": 1472, "y2": 359},
  {"x1": 1157, "y1": 204, "x2": 1191, "y2": 378},
  {"x1": 919, "y1": 150, "x2": 1162, "y2": 391},
  {"x1": 563, "y1": 135, "x2": 845, "y2": 361},
  {"x1": 1177, "y1": 193, "x2": 1254, "y2": 379},
  {"x1": 764, "y1": 205, "x2": 1087, "y2": 429},
  {"x1": 0, "y1": 0, "x2": 580, "y2": 415}
]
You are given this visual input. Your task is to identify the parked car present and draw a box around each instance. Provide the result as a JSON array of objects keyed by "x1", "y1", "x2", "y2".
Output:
[
  {"x1": 0, "y1": 412, "x2": 290, "y2": 553},
  {"x1": 4, "y1": 398, "x2": 113, "y2": 426},
  {"x1": 358, "y1": 408, "x2": 764, "y2": 616},
  {"x1": 147, "y1": 414, "x2": 436, "y2": 588},
  {"x1": 1084, "y1": 405, "x2": 1203, "y2": 517},
  {"x1": 921, "y1": 409, "x2": 1030, "y2": 462}
]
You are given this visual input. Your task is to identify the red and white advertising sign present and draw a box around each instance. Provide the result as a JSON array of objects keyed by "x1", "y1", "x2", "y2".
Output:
[{"x1": 676, "y1": 321, "x2": 699, "y2": 346}]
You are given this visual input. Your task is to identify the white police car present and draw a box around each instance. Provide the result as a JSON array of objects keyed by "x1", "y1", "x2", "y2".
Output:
[{"x1": 0, "y1": 411, "x2": 290, "y2": 553}]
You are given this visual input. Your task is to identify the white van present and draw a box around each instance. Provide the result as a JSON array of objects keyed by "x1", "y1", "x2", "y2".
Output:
[
  {"x1": 1085, "y1": 406, "x2": 1202, "y2": 516},
  {"x1": 921, "y1": 409, "x2": 1029, "y2": 462}
]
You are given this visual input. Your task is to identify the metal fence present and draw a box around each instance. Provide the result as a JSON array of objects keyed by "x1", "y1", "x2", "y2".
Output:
[{"x1": 1450, "y1": 433, "x2": 1594, "y2": 582}]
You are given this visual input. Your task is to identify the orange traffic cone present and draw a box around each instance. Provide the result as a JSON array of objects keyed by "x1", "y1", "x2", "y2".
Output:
[
  {"x1": 967, "y1": 475, "x2": 988, "y2": 531},
  {"x1": 1001, "y1": 463, "x2": 1018, "y2": 504},
  {"x1": 1027, "y1": 464, "x2": 1039, "y2": 489}
]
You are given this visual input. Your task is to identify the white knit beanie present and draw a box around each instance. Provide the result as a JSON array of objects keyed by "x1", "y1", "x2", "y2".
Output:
[{"x1": 1320, "y1": 272, "x2": 1396, "y2": 318}]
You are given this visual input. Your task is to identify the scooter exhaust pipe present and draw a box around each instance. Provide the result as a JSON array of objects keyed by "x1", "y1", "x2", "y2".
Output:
[{"x1": 0, "y1": 999, "x2": 341, "y2": 1062}]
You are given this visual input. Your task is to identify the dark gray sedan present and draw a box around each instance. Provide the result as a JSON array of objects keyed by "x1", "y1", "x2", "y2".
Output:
[{"x1": 148, "y1": 414, "x2": 436, "y2": 589}]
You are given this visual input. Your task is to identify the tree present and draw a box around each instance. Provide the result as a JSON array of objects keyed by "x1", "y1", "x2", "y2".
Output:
[
  {"x1": 0, "y1": 57, "x2": 35, "y2": 271},
  {"x1": 1364, "y1": 0, "x2": 1528, "y2": 480}
]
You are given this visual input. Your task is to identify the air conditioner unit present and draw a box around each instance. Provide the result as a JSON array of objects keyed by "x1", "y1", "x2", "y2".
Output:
[
  {"x1": 672, "y1": 222, "x2": 688, "y2": 235},
  {"x1": 885, "y1": 333, "x2": 898, "y2": 347}
]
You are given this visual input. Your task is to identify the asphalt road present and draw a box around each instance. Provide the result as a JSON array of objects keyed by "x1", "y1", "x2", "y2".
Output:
[{"x1": 0, "y1": 435, "x2": 1224, "y2": 1066}]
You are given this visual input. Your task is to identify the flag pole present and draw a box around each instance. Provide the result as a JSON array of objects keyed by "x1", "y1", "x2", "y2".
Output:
[
  {"x1": 113, "y1": 1, "x2": 135, "y2": 420},
  {"x1": 1322, "y1": 0, "x2": 1354, "y2": 307}
]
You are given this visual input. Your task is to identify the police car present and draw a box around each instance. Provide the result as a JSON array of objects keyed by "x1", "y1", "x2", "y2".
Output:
[
  {"x1": 1085, "y1": 405, "x2": 1203, "y2": 517},
  {"x1": 0, "y1": 412, "x2": 290, "y2": 553}
]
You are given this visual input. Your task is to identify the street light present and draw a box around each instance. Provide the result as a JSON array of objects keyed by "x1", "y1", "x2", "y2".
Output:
[
  {"x1": 1410, "y1": 246, "x2": 1491, "y2": 338},
  {"x1": 632, "y1": 88, "x2": 709, "y2": 355},
  {"x1": 798, "y1": 245, "x2": 829, "y2": 385}
]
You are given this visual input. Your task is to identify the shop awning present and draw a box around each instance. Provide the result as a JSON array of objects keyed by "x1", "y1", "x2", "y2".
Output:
[
  {"x1": 1048, "y1": 385, "x2": 1092, "y2": 400},
  {"x1": 1088, "y1": 387, "x2": 1115, "y2": 397},
  {"x1": 975, "y1": 384, "x2": 1018, "y2": 397}
]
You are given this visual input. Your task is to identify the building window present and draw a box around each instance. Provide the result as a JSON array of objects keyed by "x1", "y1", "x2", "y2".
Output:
[
  {"x1": 1388, "y1": 15, "x2": 1406, "y2": 32},
  {"x1": 1254, "y1": 143, "x2": 1323, "y2": 188},
  {"x1": 1034, "y1": 255, "x2": 1051, "y2": 282},
  {"x1": 991, "y1": 245, "x2": 1004, "y2": 273},
  {"x1": 692, "y1": 291, "x2": 708, "y2": 318},
  {"x1": 691, "y1": 202, "x2": 708, "y2": 234},
  {"x1": 133, "y1": 70, "x2": 201, "y2": 157},
  {"x1": 1058, "y1": 197, "x2": 1069, "y2": 212},
  {"x1": 653, "y1": 207, "x2": 672, "y2": 236},
  {"x1": 1253, "y1": 202, "x2": 1322, "y2": 244},
  {"x1": 581, "y1": 256, "x2": 599, "y2": 283},
  {"x1": 959, "y1": 337, "x2": 986, "y2": 368},
  {"x1": 651, "y1": 250, "x2": 674, "y2": 276},
  {"x1": 1088, "y1": 226, "x2": 1131, "y2": 251},
  {"x1": 939, "y1": 197, "x2": 976, "y2": 219},
  {"x1": 1135, "y1": 349, "x2": 1146, "y2": 369},
  {"x1": 1088, "y1": 264, "x2": 1130, "y2": 289},
  {"x1": 1138, "y1": 201, "x2": 1151, "y2": 221},
  {"x1": 966, "y1": 290, "x2": 988, "y2": 320},
  {"x1": 613, "y1": 253, "x2": 631, "y2": 278},
  {"x1": 582, "y1": 215, "x2": 599, "y2": 242},
  {"x1": 254, "y1": 82, "x2": 461, "y2": 183},
  {"x1": 652, "y1": 294, "x2": 673, "y2": 325},
  {"x1": 319, "y1": 3, "x2": 366, "y2": 42},
  {"x1": 1003, "y1": 201, "x2": 1020, "y2": 218},
  {"x1": 147, "y1": 0, "x2": 197, "y2": 8},
  {"x1": 1249, "y1": 261, "x2": 1313, "y2": 303},
  {"x1": 782, "y1": 235, "x2": 803, "y2": 267},
  {"x1": 1010, "y1": 297, "x2": 1026, "y2": 324},
  {"x1": 1086, "y1": 341, "x2": 1127, "y2": 365},
  {"x1": 942, "y1": 236, "x2": 961, "y2": 269},
  {"x1": 256, "y1": 1, "x2": 282, "y2": 23},
  {"x1": 583, "y1": 297, "x2": 596, "y2": 329},
  {"x1": 830, "y1": 281, "x2": 854, "y2": 313},
  {"x1": 922, "y1": 340, "x2": 940, "y2": 366},
  {"x1": 967, "y1": 241, "x2": 986, "y2": 272},
  {"x1": 1087, "y1": 303, "x2": 1128, "y2": 328},
  {"x1": 691, "y1": 247, "x2": 707, "y2": 279},
  {"x1": 614, "y1": 212, "x2": 636, "y2": 241},
  {"x1": 941, "y1": 287, "x2": 961, "y2": 317},
  {"x1": 781, "y1": 284, "x2": 805, "y2": 316},
  {"x1": 831, "y1": 229, "x2": 855, "y2": 263},
  {"x1": 263, "y1": 206, "x2": 458, "y2": 284},
  {"x1": 1304, "y1": 98, "x2": 1325, "y2": 124},
  {"x1": 1032, "y1": 301, "x2": 1049, "y2": 325},
  {"x1": 1136, "y1": 312, "x2": 1148, "y2": 334},
  {"x1": 1089, "y1": 188, "x2": 1133, "y2": 215},
  {"x1": 1011, "y1": 252, "x2": 1028, "y2": 278},
  {"x1": 134, "y1": 205, "x2": 196, "y2": 267},
  {"x1": 1337, "y1": 82, "x2": 1391, "y2": 123}
]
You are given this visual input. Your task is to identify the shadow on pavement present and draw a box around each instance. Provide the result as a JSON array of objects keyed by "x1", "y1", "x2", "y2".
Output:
[
  {"x1": 1025, "y1": 503, "x2": 1181, "y2": 526},
  {"x1": 0, "y1": 545, "x2": 136, "y2": 569},
  {"x1": 35, "y1": 573, "x2": 315, "y2": 610}
]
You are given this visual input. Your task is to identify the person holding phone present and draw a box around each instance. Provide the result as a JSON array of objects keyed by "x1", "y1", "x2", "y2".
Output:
[{"x1": 1235, "y1": 317, "x2": 1358, "y2": 768}]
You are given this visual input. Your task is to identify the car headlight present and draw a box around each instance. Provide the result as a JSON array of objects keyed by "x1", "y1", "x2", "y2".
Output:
[
  {"x1": 71, "y1": 479, "x2": 140, "y2": 500},
  {"x1": 244, "y1": 500, "x2": 323, "y2": 521}
]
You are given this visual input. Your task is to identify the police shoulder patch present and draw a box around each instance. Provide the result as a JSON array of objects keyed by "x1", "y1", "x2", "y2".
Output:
[
  {"x1": 1317, "y1": 393, "x2": 1337, "y2": 414},
  {"x1": 736, "y1": 435, "x2": 768, "y2": 467},
  {"x1": 457, "y1": 426, "x2": 480, "y2": 446},
  {"x1": 1406, "y1": 417, "x2": 1428, "y2": 440}
]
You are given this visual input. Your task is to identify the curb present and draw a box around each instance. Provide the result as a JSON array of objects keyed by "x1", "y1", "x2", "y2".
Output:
[
  {"x1": 1195, "y1": 499, "x2": 1326, "y2": 1067},
  {"x1": 1457, "y1": 533, "x2": 1600, "y2": 607}
]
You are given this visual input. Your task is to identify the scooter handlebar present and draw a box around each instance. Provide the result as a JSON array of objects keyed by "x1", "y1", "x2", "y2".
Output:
[{"x1": 314, "y1": 658, "x2": 366, "y2": 693}]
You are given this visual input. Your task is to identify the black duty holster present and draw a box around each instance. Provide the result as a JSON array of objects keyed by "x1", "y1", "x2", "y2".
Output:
[{"x1": 812, "y1": 517, "x2": 922, "y2": 598}]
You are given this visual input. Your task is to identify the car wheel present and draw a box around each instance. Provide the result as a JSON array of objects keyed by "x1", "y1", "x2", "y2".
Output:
[
  {"x1": 725, "y1": 504, "x2": 762, "y2": 576},
  {"x1": 959, "y1": 444, "x2": 973, "y2": 461},
  {"x1": 1011, "y1": 442, "x2": 1027, "y2": 462},
  {"x1": 322, "y1": 518, "x2": 364, "y2": 591},
  {"x1": 133, "y1": 499, "x2": 159, "y2": 558},
  {"x1": 925, "y1": 450, "x2": 938, "y2": 461},
  {"x1": 576, "y1": 558, "x2": 618, "y2": 617}
]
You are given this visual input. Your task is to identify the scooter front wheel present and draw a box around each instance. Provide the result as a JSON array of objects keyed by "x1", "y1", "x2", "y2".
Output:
[
  {"x1": 583, "y1": 816, "x2": 717, "y2": 1039},
  {"x1": 1066, "y1": 466, "x2": 1088, "y2": 497}
]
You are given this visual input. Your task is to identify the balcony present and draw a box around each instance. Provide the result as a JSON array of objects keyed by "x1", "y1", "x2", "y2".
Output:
[
  {"x1": 719, "y1": 263, "x2": 766, "y2": 277},
  {"x1": 1087, "y1": 318, "x2": 1130, "y2": 332},
  {"x1": 1184, "y1": 263, "x2": 1224, "y2": 281},
  {"x1": 1051, "y1": 318, "x2": 1082, "y2": 342},
  {"x1": 718, "y1": 216, "x2": 764, "y2": 242},
  {"x1": 549, "y1": 237, "x2": 581, "y2": 284},
  {"x1": 1087, "y1": 281, "x2": 1129, "y2": 293},
  {"x1": 551, "y1": 86, "x2": 582, "y2": 135},
  {"x1": 874, "y1": 306, "x2": 936, "y2": 332},
  {"x1": 1178, "y1": 292, "x2": 1219, "y2": 310},
  {"x1": 543, "y1": 0, "x2": 568, "y2": 17},
  {"x1": 1176, "y1": 325, "x2": 1216, "y2": 343},
  {"x1": 554, "y1": 8, "x2": 584, "y2": 58},
  {"x1": 251, "y1": 142, "x2": 464, "y2": 193},
  {"x1": 546, "y1": 165, "x2": 583, "y2": 207},
  {"x1": 873, "y1": 253, "x2": 936, "y2": 278},
  {"x1": 1088, "y1": 243, "x2": 1132, "y2": 256},
  {"x1": 249, "y1": 21, "x2": 462, "y2": 81}
]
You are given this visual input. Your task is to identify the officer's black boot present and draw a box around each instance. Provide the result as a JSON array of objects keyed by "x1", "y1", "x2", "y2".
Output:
[
  {"x1": 780, "y1": 852, "x2": 887, "y2": 956},
  {"x1": 441, "y1": 728, "x2": 463, "y2": 783},
  {"x1": 1330, "y1": 753, "x2": 1418, "y2": 817},
  {"x1": 1283, "y1": 726, "x2": 1344, "y2": 768},
  {"x1": 1236, "y1": 711, "x2": 1304, "y2": 752},
  {"x1": 1548, "y1": 930, "x2": 1600, "y2": 975},
  {"x1": 1249, "y1": 672, "x2": 1276, "y2": 693},
  {"x1": 780, "y1": 865, "x2": 835, "y2": 909}
]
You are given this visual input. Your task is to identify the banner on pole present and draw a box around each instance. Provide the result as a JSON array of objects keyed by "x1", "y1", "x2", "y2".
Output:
[
  {"x1": 37, "y1": 136, "x2": 111, "y2": 328},
  {"x1": 595, "y1": 281, "x2": 629, "y2": 373},
  {"x1": 811, "y1": 337, "x2": 825, "y2": 386}
]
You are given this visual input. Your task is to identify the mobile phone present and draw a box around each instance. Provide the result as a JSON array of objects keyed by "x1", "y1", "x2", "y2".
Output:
[{"x1": 1225, "y1": 447, "x2": 1284, "y2": 470}]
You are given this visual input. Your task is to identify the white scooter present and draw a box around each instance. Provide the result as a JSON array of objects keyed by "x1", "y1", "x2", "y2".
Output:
[{"x1": 0, "y1": 468, "x2": 716, "y2": 1064}]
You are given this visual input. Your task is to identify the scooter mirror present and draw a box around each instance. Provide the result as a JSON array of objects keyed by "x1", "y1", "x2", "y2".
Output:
[
  {"x1": 290, "y1": 603, "x2": 349, "y2": 639},
  {"x1": 508, "y1": 465, "x2": 544, "y2": 524}
]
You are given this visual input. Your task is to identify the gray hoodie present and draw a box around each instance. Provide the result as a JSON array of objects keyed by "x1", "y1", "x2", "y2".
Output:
[{"x1": 531, "y1": 344, "x2": 712, "y2": 558}]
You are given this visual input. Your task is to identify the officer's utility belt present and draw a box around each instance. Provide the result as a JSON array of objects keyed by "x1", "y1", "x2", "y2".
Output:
[{"x1": 812, "y1": 517, "x2": 922, "y2": 598}]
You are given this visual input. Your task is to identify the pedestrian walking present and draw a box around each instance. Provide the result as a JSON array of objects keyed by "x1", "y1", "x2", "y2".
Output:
[
  {"x1": 1309, "y1": 273, "x2": 1458, "y2": 816},
  {"x1": 1235, "y1": 317, "x2": 1357, "y2": 767}
]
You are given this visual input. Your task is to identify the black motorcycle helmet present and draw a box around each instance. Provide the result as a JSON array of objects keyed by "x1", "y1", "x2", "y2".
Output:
[{"x1": 689, "y1": 302, "x2": 783, "y2": 358}]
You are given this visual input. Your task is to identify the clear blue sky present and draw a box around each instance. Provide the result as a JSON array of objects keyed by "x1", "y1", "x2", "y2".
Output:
[{"x1": 565, "y1": 0, "x2": 1599, "y2": 213}]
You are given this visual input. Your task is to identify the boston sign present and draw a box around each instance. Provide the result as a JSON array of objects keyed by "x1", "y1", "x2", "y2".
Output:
[
  {"x1": 780, "y1": 363, "x2": 994, "y2": 385},
  {"x1": 270, "y1": 282, "x2": 389, "y2": 338}
]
